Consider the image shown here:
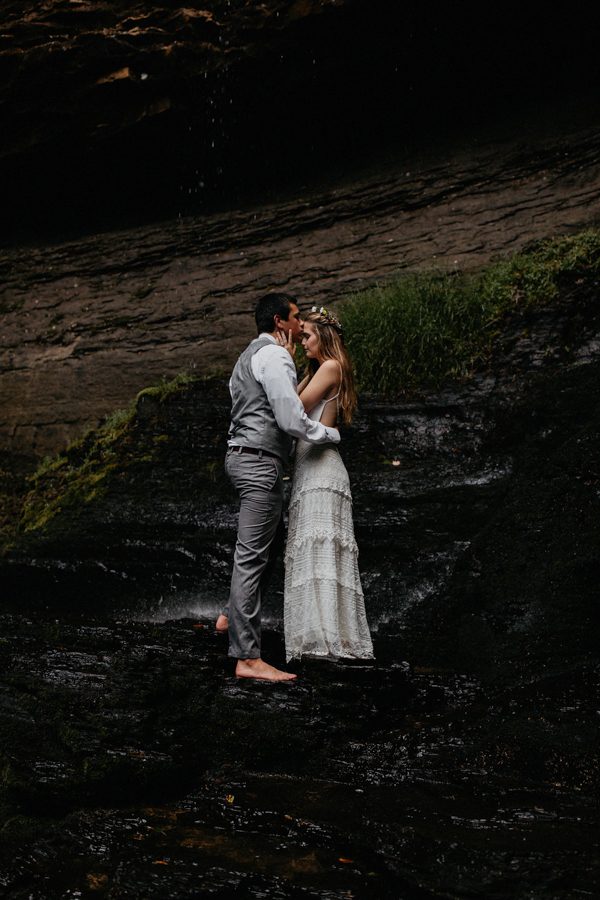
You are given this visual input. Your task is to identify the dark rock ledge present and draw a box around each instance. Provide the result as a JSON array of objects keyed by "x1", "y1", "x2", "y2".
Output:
[{"x1": 0, "y1": 616, "x2": 598, "y2": 898}]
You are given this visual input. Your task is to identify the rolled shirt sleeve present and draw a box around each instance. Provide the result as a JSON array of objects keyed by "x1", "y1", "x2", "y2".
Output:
[{"x1": 252, "y1": 342, "x2": 340, "y2": 444}]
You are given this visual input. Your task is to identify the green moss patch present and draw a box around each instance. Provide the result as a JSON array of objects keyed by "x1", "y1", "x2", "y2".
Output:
[{"x1": 17, "y1": 374, "x2": 199, "y2": 539}]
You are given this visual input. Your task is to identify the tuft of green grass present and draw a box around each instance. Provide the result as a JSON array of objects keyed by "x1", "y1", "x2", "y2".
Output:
[{"x1": 342, "y1": 229, "x2": 600, "y2": 395}]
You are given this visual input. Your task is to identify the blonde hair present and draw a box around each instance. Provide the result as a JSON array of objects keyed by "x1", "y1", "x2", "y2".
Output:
[{"x1": 303, "y1": 310, "x2": 358, "y2": 424}]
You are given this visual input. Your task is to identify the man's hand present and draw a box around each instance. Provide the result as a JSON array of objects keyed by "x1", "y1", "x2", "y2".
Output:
[{"x1": 275, "y1": 329, "x2": 296, "y2": 358}]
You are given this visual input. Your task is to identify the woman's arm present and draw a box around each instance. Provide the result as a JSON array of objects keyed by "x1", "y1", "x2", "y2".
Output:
[
  {"x1": 297, "y1": 374, "x2": 310, "y2": 395},
  {"x1": 298, "y1": 359, "x2": 340, "y2": 411}
]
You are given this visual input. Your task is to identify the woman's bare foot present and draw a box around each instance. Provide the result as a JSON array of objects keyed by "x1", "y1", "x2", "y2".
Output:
[
  {"x1": 235, "y1": 658, "x2": 297, "y2": 681},
  {"x1": 215, "y1": 614, "x2": 229, "y2": 633}
]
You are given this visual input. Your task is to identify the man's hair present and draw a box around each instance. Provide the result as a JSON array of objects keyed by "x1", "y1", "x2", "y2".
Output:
[{"x1": 254, "y1": 292, "x2": 297, "y2": 334}]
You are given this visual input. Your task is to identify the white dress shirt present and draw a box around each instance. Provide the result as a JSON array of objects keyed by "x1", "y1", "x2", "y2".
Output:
[{"x1": 229, "y1": 334, "x2": 340, "y2": 446}]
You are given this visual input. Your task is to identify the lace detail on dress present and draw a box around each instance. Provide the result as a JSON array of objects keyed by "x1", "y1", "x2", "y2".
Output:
[
  {"x1": 284, "y1": 438, "x2": 374, "y2": 663},
  {"x1": 285, "y1": 533, "x2": 359, "y2": 557}
]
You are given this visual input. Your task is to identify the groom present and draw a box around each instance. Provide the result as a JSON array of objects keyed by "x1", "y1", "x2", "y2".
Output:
[{"x1": 218, "y1": 292, "x2": 340, "y2": 681}]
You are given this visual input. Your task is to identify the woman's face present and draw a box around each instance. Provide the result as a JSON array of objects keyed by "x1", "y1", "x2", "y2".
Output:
[{"x1": 301, "y1": 323, "x2": 321, "y2": 360}]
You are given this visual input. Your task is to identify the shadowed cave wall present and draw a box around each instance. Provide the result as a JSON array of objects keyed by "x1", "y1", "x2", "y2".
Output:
[{"x1": 2, "y1": 1, "x2": 599, "y2": 243}]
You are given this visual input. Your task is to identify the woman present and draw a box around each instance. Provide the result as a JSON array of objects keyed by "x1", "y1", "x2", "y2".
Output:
[{"x1": 279, "y1": 307, "x2": 374, "y2": 662}]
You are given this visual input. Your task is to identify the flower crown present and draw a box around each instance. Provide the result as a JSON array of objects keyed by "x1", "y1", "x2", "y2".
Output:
[{"x1": 310, "y1": 305, "x2": 343, "y2": 333}]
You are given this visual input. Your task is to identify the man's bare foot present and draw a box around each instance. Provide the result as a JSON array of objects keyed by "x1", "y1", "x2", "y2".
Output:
[
  {"x1": 215, "y1": 614, "x2": 229, "y2": 633},
  {"x1": 235, "y1": 658, "x2": 297, "y2": 682}
]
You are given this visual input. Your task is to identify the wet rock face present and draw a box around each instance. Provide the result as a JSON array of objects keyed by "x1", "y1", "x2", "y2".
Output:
[
  {"x1": 2, "y1": 1, "x2": 600, "y2": 459},
  {"x1": 1, "y1": 376, "x2": 235, "y2": 611},
  {"x1": 3, "y1": 4, "x2": 600, "y2": 243},
  {"x1": 1, "y1": 284, "x2": 599, "y2": 898},
  {"x1": 3, "y1": 280, "x2": 599, "y2": 674},
  {"x1": 2, "y1": 8, "x2": 599, "y2": 892},
  {"x1": 3, "y1": 119, "x2": 600, "y2": 458},
  {"x1": 3, "y1": 0, "x2": 600, "y2": 459},
  {"x1": 0, "y1": 615, "x2": 597, "y2": 898},
  {"x1": 2, "y1": 1, "x2": 598, "y2": 237},
  {"x1": 2, "y1": 0, "x2": 352, "y2": 230}
]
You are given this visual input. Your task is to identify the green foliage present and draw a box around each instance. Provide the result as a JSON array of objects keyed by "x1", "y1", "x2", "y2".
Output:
[
  {"x1": 136, "y1": 371, "x2": 197, "y2": 402},
  {"x1": 342, "y1": 229, "x2": 600, "y2": 394},
  {"x1": 17, "y1": 373, "x2": 199, "y2": 537}
]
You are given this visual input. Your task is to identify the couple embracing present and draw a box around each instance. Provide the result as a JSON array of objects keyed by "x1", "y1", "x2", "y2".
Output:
[{"x1": 216, "y1": 293, "x2": 374, "y2": 681}]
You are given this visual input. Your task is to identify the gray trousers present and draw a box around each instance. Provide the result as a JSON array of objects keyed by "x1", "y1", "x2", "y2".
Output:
[{"x1": 224, "y1": 447, "x2": 284, "y2": 659}]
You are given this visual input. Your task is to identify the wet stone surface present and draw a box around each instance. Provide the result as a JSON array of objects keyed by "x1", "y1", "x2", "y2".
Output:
[
  {"x1": 1, "y1": 286, "x2": 600, "y2": 895},
  {"x1": 0, "y1": 615, "x2": 598, "y2": 898}
]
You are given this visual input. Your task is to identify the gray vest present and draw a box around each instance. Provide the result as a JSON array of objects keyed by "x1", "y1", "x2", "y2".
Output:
[{"x1": 228, "y1": 335, "x2": 294, "y2": 462}]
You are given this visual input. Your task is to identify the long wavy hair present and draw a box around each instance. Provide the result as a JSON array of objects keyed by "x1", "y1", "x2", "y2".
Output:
[{"x1": 303, "y1": 310, "x2": 358, "y2": 424}]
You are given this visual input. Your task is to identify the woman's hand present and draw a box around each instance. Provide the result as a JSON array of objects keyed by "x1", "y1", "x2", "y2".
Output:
[{"x1": 275, "y1": 329, "x2": 296, "y2": 358}]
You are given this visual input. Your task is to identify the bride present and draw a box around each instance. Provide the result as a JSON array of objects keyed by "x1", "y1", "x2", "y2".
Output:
[{"x1": 279, "y1": 307, "x2": 374, "y2": 663}]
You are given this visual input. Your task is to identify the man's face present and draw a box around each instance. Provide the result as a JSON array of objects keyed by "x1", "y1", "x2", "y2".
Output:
[{"x1": 276, "y1": 303, "x2": 304, "y2": 342}]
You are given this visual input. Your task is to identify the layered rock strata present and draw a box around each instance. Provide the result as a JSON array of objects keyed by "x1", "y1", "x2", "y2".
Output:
[{"x1": 2, "y1": 119, "x2": 600, "y2": 456}]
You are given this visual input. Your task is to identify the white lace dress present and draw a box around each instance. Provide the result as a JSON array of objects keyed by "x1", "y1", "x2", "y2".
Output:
[{"x1": 284, "y1": 396, "x2": 374, "y2": 662}]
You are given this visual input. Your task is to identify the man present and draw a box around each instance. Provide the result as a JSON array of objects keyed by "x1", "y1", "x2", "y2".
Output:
[{"x1": 217, "y1": 293, "x2": 340, "y2": 681}]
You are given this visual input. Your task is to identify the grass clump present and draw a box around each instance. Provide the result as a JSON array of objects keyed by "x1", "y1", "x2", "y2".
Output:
[{"x1": 342, "y1": 229, "x2": 600, "y2": 394}]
